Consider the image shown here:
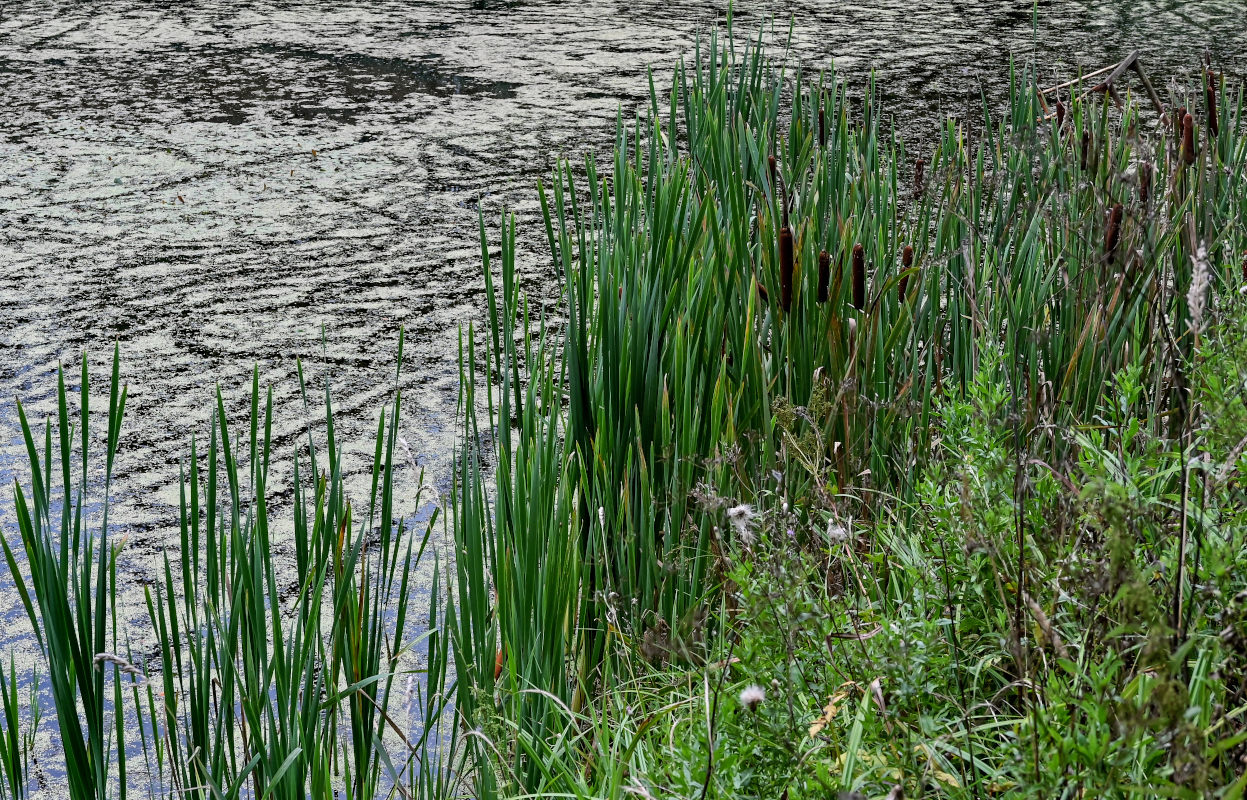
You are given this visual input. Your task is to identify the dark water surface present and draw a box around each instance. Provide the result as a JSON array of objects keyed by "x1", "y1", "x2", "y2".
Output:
[{"x1": 1, "y1": 0, "x2": 1246, "y2": 762}]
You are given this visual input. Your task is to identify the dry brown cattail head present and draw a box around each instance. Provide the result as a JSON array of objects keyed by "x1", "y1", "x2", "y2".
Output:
[
  {"x1": 1105, "y1": 203, "x2": 1124, "y2": 264},
  {"x1": 914, "y1": 157, "x2": 926, "y2": 197},
  {"x1": 899, "y1": 245, "x2": 914, "y2": 299},
  {"x1": 851, "y1": 243, "x2": 865, "y2": 311},
  {"x1": 1055, "y1": 100, "x2": 1066, "y2": 131},
  {"x1": 768, "y1": 154, "x2": 777, "y2": 188},
  {"x1": 779, "y1": 225, "x2": 795, "y2": 313},
  {"x1": 1206, "y1": 73, "x2": 1220, "y2": 138},
  {"x1": 1139, "y1": 160, "x2": 1152, "y2": 205},
  {"x1": 1182, "y1": 112, "x2": 1196, "y2": 166},
  {"x1": 817, "y1": 249, "x2": 831, "y2": 303}
]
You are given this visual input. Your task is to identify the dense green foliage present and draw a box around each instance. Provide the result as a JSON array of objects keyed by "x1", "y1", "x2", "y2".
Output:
[{"x1": 449, "y1": 22, "x2": 1247, "y2": 800}]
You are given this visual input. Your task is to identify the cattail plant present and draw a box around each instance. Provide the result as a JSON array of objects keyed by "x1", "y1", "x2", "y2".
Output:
[
  {"x1": 851, "y1": 243, "x2": 865, "y2": 311},
  {"x1": 1055, "y1": 100, "x2": 1066, "y2": 131},
  {"x1": 899, "y1": 245, "x2": 914, "y2": 299},
  {"x1": 1081, "y1": 129, "x2": 1091, "y2": 170},
  {"x1": 779, "y1": 183, "x2": 795, "y2": 312},
  {"x1": 819, "y1": 104, "x2": 827, "y2": 148},
  {"x1": 1105, "y1": 202, "x2": 1124, "y2": 264},
  {"x1": 914, "y1": 157, "x2": 925, "y2": 197},
  {"x1": 1182, "y1": 112, "x2": 1196, "y2": 165},
  {"x1": 1139, "y1": 160, "x2": 1153, "y2": 205},
  {"x1": 768, "y1": 153, "x2": 778, "y2": 188},
  {"x1": 818, "y1": 249, "x2": 831, "y2": 302}
]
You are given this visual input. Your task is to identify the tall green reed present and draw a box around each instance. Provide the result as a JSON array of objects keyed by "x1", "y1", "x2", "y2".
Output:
[
  {"x1": 0, "y1": 658, "x2": 35, "y2": 800},
  {"x1": 1, "y1": 349, "x2": 126, "y2": 800},
  {"x1": 1, "y1": 337, "x2": 456, "y2": 799}
]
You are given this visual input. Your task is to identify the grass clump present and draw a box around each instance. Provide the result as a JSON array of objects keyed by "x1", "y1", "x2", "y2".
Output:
[{"x1": 0, "y1": 337, "x2": 458, "y2": 799}]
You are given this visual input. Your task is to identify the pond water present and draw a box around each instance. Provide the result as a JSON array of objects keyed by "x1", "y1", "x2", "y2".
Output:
[{"x1": 0, "y1": 0, "x2": 1245, "y2": 766}]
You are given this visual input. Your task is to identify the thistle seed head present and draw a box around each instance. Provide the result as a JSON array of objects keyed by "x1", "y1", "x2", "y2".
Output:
[{"x1": 739, "y1": 684, "x2": 766, "y2": 711}]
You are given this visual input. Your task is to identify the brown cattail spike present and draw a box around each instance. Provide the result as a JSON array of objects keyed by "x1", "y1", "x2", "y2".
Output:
[
  {"x1": 817, "y1": 249, "x2": 830, "y2": 303},
  {"x1": 768, "y1": 154, "x2": 777, "y2": 188},
  {"x1": 899, "y1": 245, "x2": 914, "y2": 299},
  {"x1": 1139, "y1": 160, "x2": 1152, "y2": 205},
  {"x1": 1206, "y1": 72, "x2": 1220, "y2": 139},
  {"x1": 818, "y1": 106, "x2": 827, "y2": 148},
  {"x1": 914, "y1": 158, "x2": 926, "y2": 197},
  {"x1": 1105, "y1": 203, "x2": 1124, "y2": 264},
  {"x1": 1080, "y1": 130, "x2": 1091, "y2": 170},
  {"x1": 1055, "y1": 100, "x2": 1066, "y2": 132},
  {"x1": 851, "y1": 244, "x2": 865, "y2": 311},
  {"x1": 779, "y1": 225, "x2": 795, "y2": 313},
  {"x1": 1182, "y1": 113, "x2": 1196, "y2": 166}
]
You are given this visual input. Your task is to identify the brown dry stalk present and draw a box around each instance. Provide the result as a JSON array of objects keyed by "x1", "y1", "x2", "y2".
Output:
[{"x1": 1023, "y1": 592, "x2": 1071, "y2": 662}]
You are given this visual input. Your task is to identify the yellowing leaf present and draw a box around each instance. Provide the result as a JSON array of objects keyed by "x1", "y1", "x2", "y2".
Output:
[{"x1": 808, "y1": 690, "x2": 850, "y2": 737}]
